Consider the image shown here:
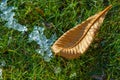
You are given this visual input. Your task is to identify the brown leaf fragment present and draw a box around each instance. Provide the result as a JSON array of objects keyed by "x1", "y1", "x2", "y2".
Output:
[{"x1": 51, "y1": 5, "x2": 112, "y2": 59}]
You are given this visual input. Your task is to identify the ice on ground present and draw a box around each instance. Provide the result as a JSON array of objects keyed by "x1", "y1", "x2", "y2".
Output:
[
  {"x1": 54, "y1": 67, "x2": 61, "y2": 74},
  {"x1": 0, "y1": 69, "x2": 2, "y2": 79},
  {"x1": 29, "y1": 26, "x2": 57, "y2": 62},
  {"x1": 69, "y1": 72, "x2": 77, "y2": 78},
  {"x1": 0, "y1": 0, "x2": 57, "y2": 62},
  {"x1": 0, "y1": 0, "x2": 27, "y2": 32},
  {"x1": 0, "y1": 60, "x2": 5, "y2": 79},
  {"x1": 0, "y1": 60, "x2": 6, "y2": 67}
]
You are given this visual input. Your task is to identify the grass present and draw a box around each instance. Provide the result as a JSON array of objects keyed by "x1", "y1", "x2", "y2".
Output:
[{"x1": 0, "y1": 0, "x2": 120, "y2": 79}]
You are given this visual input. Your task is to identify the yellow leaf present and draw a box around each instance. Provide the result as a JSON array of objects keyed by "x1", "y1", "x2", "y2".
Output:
[{"x1": 51, "y1": 5, "x2": 112, "y2": 59}]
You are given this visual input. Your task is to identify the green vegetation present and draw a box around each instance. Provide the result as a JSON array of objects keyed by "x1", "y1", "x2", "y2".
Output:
[{"x1": 0, "y1": 0, "x2": 120, "y2": 79}]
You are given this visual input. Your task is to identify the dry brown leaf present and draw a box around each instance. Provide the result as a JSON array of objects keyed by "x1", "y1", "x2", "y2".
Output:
[{"x1": 51, "y1": 5, "x2": 112, "y2": 59}]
